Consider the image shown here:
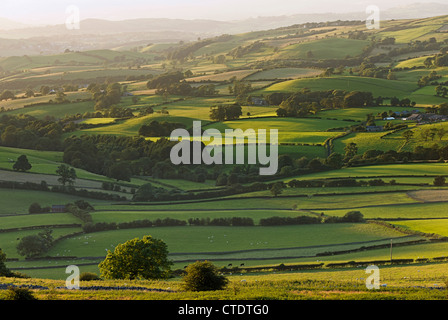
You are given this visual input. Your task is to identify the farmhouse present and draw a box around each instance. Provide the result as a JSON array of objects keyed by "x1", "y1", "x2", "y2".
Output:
[
  {"x1": 251, "y1": 97, "x2": 268, "y2": 106},
  {"x1": 405, "y1": 113, "x2": 448, "y2": 123},
  {"x1": 405, "y1": 113, "x2": 423, "y2": 122},
  {"x1": 427, "y1": 114, "x2": 448, "y2": 122},
  {"x1": 51, "y1": 205, "x2": 66, "y2": 213}
]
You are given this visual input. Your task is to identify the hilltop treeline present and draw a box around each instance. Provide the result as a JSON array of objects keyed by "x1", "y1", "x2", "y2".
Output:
[
  {"x1": 146, "y1": 71, "x2": 218, "y2": 96},
  {"x1": 0, "y1": 114, "x2": 64, "y2": 151},
  {"x1": 166, "y1": 39, "x2": 214, "y2": 61},
  {"x1": 138, "y1": 120, "x2": 186, "y2": 137},
  {"x1": 228, "y1": 41, "x2": 265, "y2": 59},
  {"x1": 268, "y1": 89, "x2": 380, "y2": 117},
  {"x1": 63, "y1": 134, "x2": 175, "y2": 181},
  {"x1": 82, "y1": 211, "x2": 365, "y2": 233},
  {"x1": 386, "y1": 38, "x2": 448, "y2": 58}
]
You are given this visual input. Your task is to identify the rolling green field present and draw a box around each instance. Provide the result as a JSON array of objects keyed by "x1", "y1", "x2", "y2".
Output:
[
  {"x1": 392, "y1": 219, "x2": 448, "y2": 237},
  {"x1": 244, "y1": 68, "x2": 322, "y2": 80},
  {"x1": 321, "y1": 202, "x2": 448, "y2": 220},
  {"x1": 259, "y1": 76, "x2": 418, "y2": 99},
  {"x1": 287, "y1": 162, "x2": 448, "y2": 181},
  {"x1": 2, "y1": 100, "x2": 95, "y2": 119},
  {"x1": 276, "y1": 38, "x2": 370, "y2": 60},
  {"x1": 205, "y1": 117, "x2": 350, "y2": 144},
  {"x1": 45, "y1": 223, "x2": 404, "y2": 256}
]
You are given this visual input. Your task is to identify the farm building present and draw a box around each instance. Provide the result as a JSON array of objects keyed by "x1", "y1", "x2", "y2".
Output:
[
  {"x1": 366, "y1": 125, "x2": 383, "y2": 132},
  {"x1": 251, "y1": 97, "x2": 268, "y2": 106},
  {"x1": 405, "y1": 114, "x2": 423, "y2": 121},
  {"x1": 51, "y1": 205, "x2": 66, "y2": 213},
  {"x1": 405, "y1": 113, "x2": 448, "y2": 123}
]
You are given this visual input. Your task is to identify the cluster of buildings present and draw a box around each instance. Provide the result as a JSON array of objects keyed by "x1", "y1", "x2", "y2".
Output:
[{"x1": 365, "y1": 110, "x2": 448, "y2": 132}]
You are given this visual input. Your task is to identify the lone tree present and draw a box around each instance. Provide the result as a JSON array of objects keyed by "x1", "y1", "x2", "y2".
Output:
[
  {"x1": 182, "y1": 260, "x2": 229, "y2": 291},
  {"x1": 0, "y1": 248, "x2": 13, "y2": 277},
  {"x1": 344, "y1": 142, "x2": 358, "y2": 160},
  {"x1": 13, "y1": 155, "x2": 32, "y2": 172},
  {"x1": 16, "y1": 229, "x2": 54, "y2": 258},
  {"x1": 56, "y1": 164, "x2": 77, "y2": 186},
  {"x1": 98, "y1": 235, "x2": 172, "y2": 280},
  {"x1": 270, "y1": 182, "x2": 284, "y2": 197},
  {"x1": 434, "y1": 176, "x2": 446, "y2": 186}
]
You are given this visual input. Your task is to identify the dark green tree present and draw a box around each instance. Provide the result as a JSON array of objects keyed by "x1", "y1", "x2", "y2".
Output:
[
  {"x1": 0, "y1": 248, "x2": 12, "y2": 276},
  {"x1": 434, "y1": 176, "x2": 446, "y2": 186},
  {"x1": 56, "y1": 164, "x2": 77, "y2": 186},
  {"x1": 344, "y1": 142, "x2": 358, "y2": 160},
  {"x1": 98, "y1": 235, "x2": 172, "y2": 280},
  {"x1": 182, "y1": 260, "x2": 228, "y2": 291},
  {"x1": 270, "y1": 182, "x2": 284, "y2": 197},
  {"x1": 107, "y1": 162, "x2": 132, "y2": 182},
  {"x1": 16, "y1": 229, "x2": 53, "y2": 258},
  {"x1": 325, "y1": 152, "x2": 344, "y2": 169},
  {"x1": 13, "y1": 155, "x2": 32, "y2": 172}
]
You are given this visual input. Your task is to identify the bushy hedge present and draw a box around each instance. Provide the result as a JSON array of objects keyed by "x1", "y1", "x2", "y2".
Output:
[
  {"x1": 259, "y1": 216, "x2": 321, "y2": 226},
  {"x1": 83, "y1": 211, "x2": 365, "y2": 232},
  {"x1": 66, "y1": 203, "x2": 92, "y2": 223},
  {"x1": 0, "y1": 180, "x2": 126, "y2": 201},
  {"x1": 83, "y1": 218, "x2": 187, "y2": 233},
  {"x1": 189, "y1": 217, "x2": 255, "y2": 226},
  {"x1": 324, "y1": 211, "x2": 365, "y2": 223}
]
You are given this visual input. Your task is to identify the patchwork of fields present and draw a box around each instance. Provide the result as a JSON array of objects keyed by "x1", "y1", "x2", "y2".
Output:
[{"x1": 1, "y1": 14, "x2": 448, "y2": 300}]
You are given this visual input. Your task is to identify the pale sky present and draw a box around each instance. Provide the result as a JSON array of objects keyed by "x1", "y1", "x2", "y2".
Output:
[{"x1": 0, "y1": 0, "x2": 443, "y2": 25}]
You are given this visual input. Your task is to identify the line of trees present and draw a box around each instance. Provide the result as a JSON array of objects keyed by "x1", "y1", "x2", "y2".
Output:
[
  {"x1": 0, "y1": 114, "x2": 64, "y2": 151},
  {"x1": 269, "y1": 89, "x2": 380, "y2": 117},
  {"x1": 138, "y1": 120, "x2": 186, "y2": 137},
  {"x1": 209, "y1": 104, "x2": 242, "y2": 121},
  {"x1": 62, "y1": 134, "x2": 175, "y2": 181},
  {"x1": 146, "y1": 71, "x2": 218, "y2": 97},
  {"x1": 82, "y1": 211, "x2": 365, "y2": 233}
]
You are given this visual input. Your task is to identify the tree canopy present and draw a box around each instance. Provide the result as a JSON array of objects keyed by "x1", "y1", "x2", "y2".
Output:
[
  {"x1": 182, "y1": 260, "x2": 228, "y2": 291},
  {"x1": 13, "y1": 155, "x2": 32, "y2": 172},
  {"x1": 98, "y1": 235, "x2": 172, "y2": 280}
]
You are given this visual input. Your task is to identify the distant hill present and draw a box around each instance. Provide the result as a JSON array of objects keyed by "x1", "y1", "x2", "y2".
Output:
[
  {"x1": 0, "y1": 3, "x2": 446, "y2": 57},
  {"x1": 0, "y1": 17, "x2": 27, "y2": 30},
  {"x1": 381, "y1": 2, "x2": 448, "y2": 20},
  {"x1": 1, "y1": 2, "x2": 448, "y2": 39}
]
